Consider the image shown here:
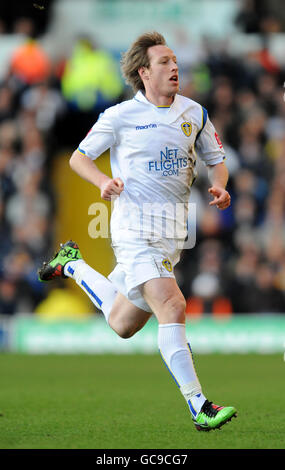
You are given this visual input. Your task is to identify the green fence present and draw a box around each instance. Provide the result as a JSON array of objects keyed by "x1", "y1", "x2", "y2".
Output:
[{"x1": 8, "y1": 314, "x2": 285, "y2": 354}]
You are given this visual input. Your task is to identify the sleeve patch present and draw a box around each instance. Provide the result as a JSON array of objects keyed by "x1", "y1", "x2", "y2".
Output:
[
  {"x1": 214, "y1": 132, "x2": 223, "y2": 149},
  {"x1": 77, "y1": 147, "x2": 86, "y2": 156}
]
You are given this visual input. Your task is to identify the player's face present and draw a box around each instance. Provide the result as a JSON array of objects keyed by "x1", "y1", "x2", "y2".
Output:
[{"x1": 141, "y1": 45, "x2": 179, "y2": 99}]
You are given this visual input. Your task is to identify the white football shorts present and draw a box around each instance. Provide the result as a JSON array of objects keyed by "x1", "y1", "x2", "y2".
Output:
[{"x1": 108, "y1": 236, "x2": 184, "y2": 313}]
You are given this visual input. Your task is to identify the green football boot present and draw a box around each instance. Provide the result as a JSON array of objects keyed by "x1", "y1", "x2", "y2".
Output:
[
  {"x1": 38, "y1": 240, "x2": 82, "y2": 281},
  {"x1": 193, "y1": 400, "x2": 237, "y2": 432}
]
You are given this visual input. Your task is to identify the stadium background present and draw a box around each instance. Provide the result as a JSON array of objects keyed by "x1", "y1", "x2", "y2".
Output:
[
  {"x1": 0, "y1": 0, "x2": 285, "y2": 352},
  {"x1": 1, "y1": 0, "x2": 285, "y2": 451}
]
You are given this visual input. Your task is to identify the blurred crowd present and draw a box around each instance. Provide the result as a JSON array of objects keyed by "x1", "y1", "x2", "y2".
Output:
[
  {"x1": 176, "y1": 33, "x2": 285, "y2": 315},
  {"x1": 0, "y1": 9, "x2": 124, "y2": 314},
  {"x1": 0, "y1": 1, "x2": 285, "y2": 315},
  {"x1": 235, "y1": 0, "x2": 285, "y2": 34}
]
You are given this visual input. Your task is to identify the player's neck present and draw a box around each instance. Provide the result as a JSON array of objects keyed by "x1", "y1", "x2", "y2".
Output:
[{"x1": 144, "y1": 90, "x2": 175, "y2": 107}]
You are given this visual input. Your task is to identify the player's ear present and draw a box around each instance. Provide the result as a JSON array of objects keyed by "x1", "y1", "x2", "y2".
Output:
[{"x1": 138, "y1": 66, "x2": 149, "y2": 81}]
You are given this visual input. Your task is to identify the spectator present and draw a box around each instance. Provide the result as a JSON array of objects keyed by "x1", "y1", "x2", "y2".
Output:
[
  {"x1": 5, "y1": 171, "x2": 51, "y2": 254},
  {"x1": 61, "y1": 36, "x2": 123, "y2": 113},
  {"x1": 246, "y1": 263, "x2": 285, "y2": 312},
  {"x1": 0, "y1": 84, "x2": 15, "y2": 123},
  {"x1": 9, "y1": 37, "x2": 51, "y2": 88},
  {"x1": 20, "y1": 81, "x2": 66, "y2": 133},
  {"x1": 58, "y1": 35, "x2": 124, "y2": 146},
  {"x1": 235, "y1": 0, "x2": 283, "y2": 33}
]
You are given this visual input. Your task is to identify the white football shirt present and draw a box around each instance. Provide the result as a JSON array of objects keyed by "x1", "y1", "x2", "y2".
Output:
[{"x1": 78, "y1": 90, "x2": 225, "y2": 241}]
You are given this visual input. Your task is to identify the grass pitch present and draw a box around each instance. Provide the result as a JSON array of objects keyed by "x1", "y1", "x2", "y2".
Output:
[{"x1": 0, "y1": 353, "x2": 284, "y2": 449}]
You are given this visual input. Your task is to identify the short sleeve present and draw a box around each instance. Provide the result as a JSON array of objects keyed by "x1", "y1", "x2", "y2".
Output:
[
  {"x1": 195, "y1": 108, "x2": 226, "y2": 166},
  {"x1": 77, "y1": 106, "x2": 117, "y2": 160}
]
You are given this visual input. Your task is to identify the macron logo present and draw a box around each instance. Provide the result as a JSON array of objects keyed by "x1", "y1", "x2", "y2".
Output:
[{"x1": 136, "y1": 124, "x2": 157, "y2": 130}]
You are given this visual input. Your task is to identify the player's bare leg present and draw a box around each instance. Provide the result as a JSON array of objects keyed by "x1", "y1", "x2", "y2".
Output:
[
  {"x1": 142, "y1": 277, "x2": 237, "y2": 431},
  {"x1": 38, "y1": 240, "x2": 151, "y2": 338},
  {"x1": 142, "y1": 277, "x2": 186, "y2": 324},
  {"x1": 108, "y1": 293, "x2": 152, "y2": 338}
]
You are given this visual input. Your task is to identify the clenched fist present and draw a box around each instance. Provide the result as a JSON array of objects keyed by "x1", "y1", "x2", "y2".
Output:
[{"x1": 100, "y1": 177, "x2": 124, "y2": 201}]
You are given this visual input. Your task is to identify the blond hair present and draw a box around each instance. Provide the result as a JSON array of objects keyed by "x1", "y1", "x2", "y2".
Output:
[{"x1": 120, "y1": 31, "x2": 166, "y2": 93}]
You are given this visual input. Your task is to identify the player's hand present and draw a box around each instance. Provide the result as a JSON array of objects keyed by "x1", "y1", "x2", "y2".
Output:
[
  {"x1": 208, "y1": 186, "x2": 231, "y2": 210},
  {"x1": 100, "y1": 177, "x2": 124, "y2": 201}
]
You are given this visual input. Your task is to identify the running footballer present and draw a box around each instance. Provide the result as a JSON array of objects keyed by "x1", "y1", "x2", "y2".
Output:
[{"x1": 39, "y1": 32, "x2": 237, "y2": 432}]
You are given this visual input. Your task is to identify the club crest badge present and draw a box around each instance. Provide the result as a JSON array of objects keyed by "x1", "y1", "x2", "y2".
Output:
[
  {"x1": 181, "y1": 122, "x2": 192, "y2": 137},
  {"x1": 162, "y1": 259, "x2": 173, "y2": 272}
]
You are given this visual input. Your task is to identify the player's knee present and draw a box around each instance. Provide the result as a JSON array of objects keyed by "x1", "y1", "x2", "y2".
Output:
[
  {"x1": 118, "y1": 326, "x2": 136, "y2": 339},
  {"x1": 108, "y1": 316, "x2": 136, "y2": 339},
  {"x1": 161, "y1": 295, "x2": 186, "y2": 323}
]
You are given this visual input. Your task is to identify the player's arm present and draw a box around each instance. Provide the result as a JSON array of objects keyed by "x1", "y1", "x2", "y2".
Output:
[
  {"x1": 69, "y1": 149, "x2": 124, "y2": 201},
  {"x1": 207, "y1": 162, "x2": 231, "y2": 210},
  {"x1": 194, "y1": 106, "x2": 230, "y2": 210}
]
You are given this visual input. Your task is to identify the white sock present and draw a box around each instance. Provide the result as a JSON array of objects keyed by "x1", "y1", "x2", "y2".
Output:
[
  {"x1": 64, "y1": 260, "x2": 117, "y2": 323},
  {"x1": 158, "y1": 323, "x2": 206, "y2": 417}
]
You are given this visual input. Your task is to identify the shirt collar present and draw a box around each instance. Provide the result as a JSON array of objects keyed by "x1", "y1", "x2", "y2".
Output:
[
  {"x1": 134, "y1": 90, "x2": 176, "y2": 108},
  {"x1": 133, "y1": 90, "x2": 190, "y2": 124}
]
